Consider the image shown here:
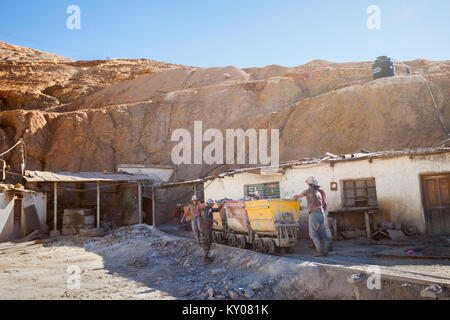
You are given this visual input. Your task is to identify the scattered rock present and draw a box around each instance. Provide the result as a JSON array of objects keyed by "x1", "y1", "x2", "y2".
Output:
[
  {"x1": 420, "y1": 285, "x2": 449, "y2": 299},
  {"x1": 244, "y1": 289, "x2": 255, "y2": 298},
  {"x1": 206, "y1": 286, "x2": 214, "y2": 298},
  {"x1": 249, "y1": 281, "x2": 263, "y2": 291},
  {"x1": 228, "y1": 290, "x2": 238, "y2": 299},
  {"x1": 211, "y1": 268, "x2": 226, "y2": 276}
]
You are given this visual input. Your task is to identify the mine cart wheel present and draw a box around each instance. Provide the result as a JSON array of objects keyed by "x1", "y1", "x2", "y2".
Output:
[
  {"x1": 283, "y1": 246, "x2": 294, "y2": 254},
  {"x1": 253, "y1": 238, "x2": 264, "y2": 252},
  {"x1": 237, "y1": 235, "x2": 247, "y2": 249},
  {"x1": 228, "y1": 234, "x2": 237, "y2": 247},
  {"x1": 264, "y1": 240, "x2": 276, "y2": 254}
]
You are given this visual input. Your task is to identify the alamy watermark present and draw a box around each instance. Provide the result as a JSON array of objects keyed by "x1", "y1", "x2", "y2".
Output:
[
  {"x1": 66, "y1": 5, "x2": 81, "y2": 30},
  {"x1": 348, "y1": 266, "x2": 382, "y2": 291},
  {"x1": 171, "y1": 121, "x2": 279, "y2": 166},
  {"x1": 367, "y1": 5, "x2": 381, "y2": 30},
  {"x1": 66, "y1": 265, "x2": 81, "y2": 289}
]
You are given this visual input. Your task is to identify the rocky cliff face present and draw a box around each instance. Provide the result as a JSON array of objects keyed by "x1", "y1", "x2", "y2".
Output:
[{"x1": 1, "y1": 40, "x2": 449, "y2": 182}]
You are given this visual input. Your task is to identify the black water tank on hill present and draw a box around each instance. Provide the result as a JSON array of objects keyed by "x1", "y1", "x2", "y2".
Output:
[{"x1": 372, "y1": 56, "x2": 395, "y2": 80}]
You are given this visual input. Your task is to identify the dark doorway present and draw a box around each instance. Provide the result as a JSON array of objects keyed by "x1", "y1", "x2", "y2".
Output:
[
  {"x1": 143, "y1": 197, "x2": 153, "y2": 225},
  {"x1": 13, "y1": 198, "x2": 22, "y2": 239},
  {"x1": 421, "y1": 173, "x2": 450, "y2": 235}
]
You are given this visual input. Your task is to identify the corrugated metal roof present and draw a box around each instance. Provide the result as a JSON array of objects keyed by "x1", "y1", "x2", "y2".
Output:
[
  {"x1": 24, "y1": 171, "x2": 157, "y2": 183},
  {"x1": 158, "y1": 147, "x2": 450, "y2": 188},
  {"x1": 0, "y1": 183, "x2": 36, "y2": 194}
]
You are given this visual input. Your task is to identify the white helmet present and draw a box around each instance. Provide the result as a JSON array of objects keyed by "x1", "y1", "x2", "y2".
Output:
[
  {"x1": 206, "y1": 198, "x2": 215, "y2": 205},
  {"x1": 306, "y1": 176, "x2": 319, "y2": 186},
  {"x1": 191, "y1": 195, "x2": 198, "y2": 201}
]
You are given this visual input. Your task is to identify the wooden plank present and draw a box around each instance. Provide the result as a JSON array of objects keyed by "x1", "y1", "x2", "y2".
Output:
[{"x1": 19, "y1": 229, "x2": 39, "y2": 242}]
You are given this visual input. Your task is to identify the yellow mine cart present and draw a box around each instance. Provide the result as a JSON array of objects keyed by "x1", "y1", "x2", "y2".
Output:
[{"x1": 245, "y1": 199, "x2": 300, "y2": 253}]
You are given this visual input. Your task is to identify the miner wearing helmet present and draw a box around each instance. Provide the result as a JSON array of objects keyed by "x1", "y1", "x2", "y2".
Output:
[
  {"x1": 181, "y1": 195, "x2": 206, "y2": 244},
  {"x1": 292, "y1": 176, "x2": 329, "y2": 256},
  {"x1": 201, "y1": 198, "x2": 223, "y2": 263}
]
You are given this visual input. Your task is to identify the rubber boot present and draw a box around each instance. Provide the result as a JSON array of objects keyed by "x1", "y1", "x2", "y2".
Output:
[
  {"x1": 311, "y1": 237, "x2": 323, "y2": 255},
  {"x1": 320, "y1": 238, "x2": 328, "y2": 256},
  {"x1": 313, "y1": 251, "x2": 322, "y2": 257},
  {"x1": 203, "y1": 249, "x2": 213, "y2": 263}
]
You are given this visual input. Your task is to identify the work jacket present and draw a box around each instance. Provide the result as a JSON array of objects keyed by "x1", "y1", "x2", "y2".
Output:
[{"x1": 203, "y1": 205, "x2": 221, "y2": 230}]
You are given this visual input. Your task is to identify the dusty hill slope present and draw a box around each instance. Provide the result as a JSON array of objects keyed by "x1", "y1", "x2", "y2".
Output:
[{"x1": 0, "y1": 41, "x2": 449, "y2": 181}]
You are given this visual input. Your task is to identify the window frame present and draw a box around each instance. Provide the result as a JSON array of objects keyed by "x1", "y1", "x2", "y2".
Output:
[
  {"x1": 341, "y1": 177, "x2": 378, "y2": 209},
  {"x1": 244, "y1": 182, "x2": 281, "y2": 199}
]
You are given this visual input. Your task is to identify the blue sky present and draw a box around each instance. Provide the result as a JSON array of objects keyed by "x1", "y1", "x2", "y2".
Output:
[{"x1": 0, "y1": 0, "x2": 448, "y2": 67}]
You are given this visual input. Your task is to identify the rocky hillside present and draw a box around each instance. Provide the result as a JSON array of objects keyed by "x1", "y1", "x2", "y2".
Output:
[{"x1": 1, "y1": 40, "x2": 449, "y2": 181}]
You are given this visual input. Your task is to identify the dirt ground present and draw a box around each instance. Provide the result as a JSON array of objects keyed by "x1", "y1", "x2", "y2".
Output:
[{"x1": 0, "y1": 222, "x2": 449, "y2": 300}]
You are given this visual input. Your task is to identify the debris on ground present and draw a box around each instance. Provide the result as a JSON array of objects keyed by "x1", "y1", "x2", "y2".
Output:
[
  {"x1": 273, "y1": 212, "x2": 296, "y2": 224},
  {"x1": 342, "y1": 229, "x2": 366, "y2": 240},
  {"x1": 0, "y1": 223, "x2": 449, "y2": 300},
  {"x1": 385, "y1": 229, "x2": 406, "y2": 241},
  {"x1": 420, "y1": 285, "x2": 449, "y2": 299},
  {"x1": 372, "y1": 230, "x2": 391, "y2": 241}
]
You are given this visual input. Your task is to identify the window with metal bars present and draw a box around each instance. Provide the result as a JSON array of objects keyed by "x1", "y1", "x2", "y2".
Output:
[
  {"x1": 245, "y1": 182, "x2": 280, "y2": 199},
  {"x1": 342, "y1": 178, "x2": 378, "y2": 208}
]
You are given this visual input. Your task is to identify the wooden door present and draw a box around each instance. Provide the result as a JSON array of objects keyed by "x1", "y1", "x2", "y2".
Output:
[{"x1": 421, "y1": 174, "x2": 450, "y2": 235}]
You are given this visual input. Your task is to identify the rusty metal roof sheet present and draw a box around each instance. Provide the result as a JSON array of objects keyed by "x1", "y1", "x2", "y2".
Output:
[
  {"x1": 159, "y1": 147, "x2": 450, "y2": 188},
  {"x1": 24, "y1": 171, "x2": 157, "y2": 183}
]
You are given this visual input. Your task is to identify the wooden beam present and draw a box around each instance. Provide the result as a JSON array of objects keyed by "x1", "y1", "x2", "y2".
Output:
[
  {"x1": 53, "y1": 182, "x2": 57, "y2": 232},
  {"x1": 137, "y1": 181, "x2": 142, "y2": 224},
  {"x1": 96, "y1": 181, "x2": 100, "y2": 228},
  {"x1": 152, "y1": 187, "x2": 156, "y2": 227}
]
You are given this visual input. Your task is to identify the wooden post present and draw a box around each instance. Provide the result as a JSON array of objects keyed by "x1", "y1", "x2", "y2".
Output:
[
  {"x1": 96, "y1": 181, "x2": 100, "y2": 228},
  {"x1": 332, "y1": 217, "x2": 337, "y2": 238},
  {"x1": 364, "y1": 210, "x2": 371, "y2": 239},
  {"x1": 152, "y1": 187, "x2": 156, "y2": 227},
  {"x1": 194, "y1": 184, "x2": 197, "y2": 196},
  {"x1": 137, "y1": 181, "x2": 142, "y2": 224},
  {"x1": 53, "y1": 182, "x2": 58, "y2": 232},
  {"x1": 75, "y1": 183, "x2": 81, "y2": 207}
]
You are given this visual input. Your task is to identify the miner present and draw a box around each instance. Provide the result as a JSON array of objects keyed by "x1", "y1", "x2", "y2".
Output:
[
  {"x1": 181, "y1": 195, "x2": 206, "y2": 244},
  {"x1": 202, "y1": 199, "x2": 222, "y2": 263},
  {"x1": 292, "y1": 176, "x2": 329, "y2": 256}
]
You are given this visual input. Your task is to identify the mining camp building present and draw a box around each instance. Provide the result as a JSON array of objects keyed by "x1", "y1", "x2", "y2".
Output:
[{"x1": 202, "y1": 147, "x2": 450, "y2": 236}]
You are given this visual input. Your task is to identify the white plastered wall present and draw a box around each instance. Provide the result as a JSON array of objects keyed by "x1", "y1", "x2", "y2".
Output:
[{"x1": 204, "y1": 152, "x2": 450, "y2": 233}]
